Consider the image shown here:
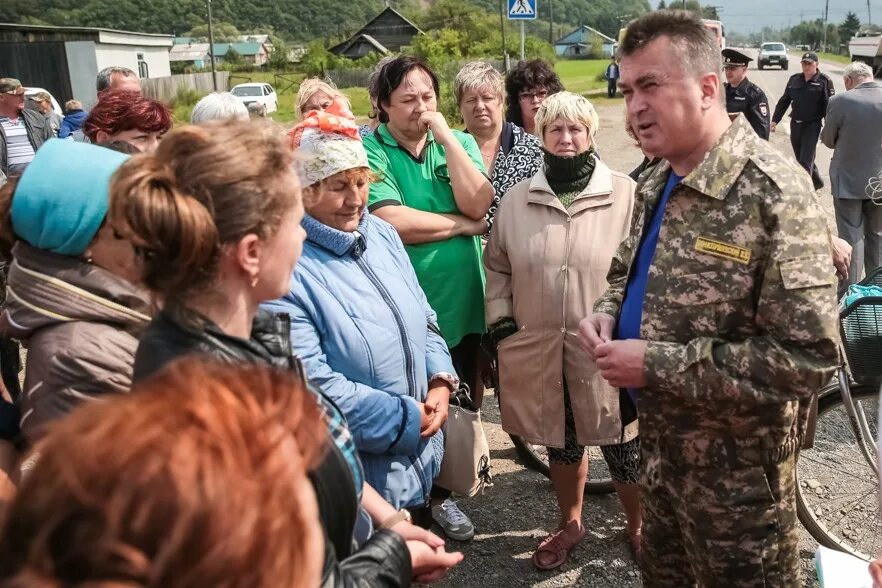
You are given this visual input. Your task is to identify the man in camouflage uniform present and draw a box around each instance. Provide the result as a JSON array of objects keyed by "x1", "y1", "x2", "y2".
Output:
[{"x1": 578, "y1": 11, "x2": 840, "y2": 587}]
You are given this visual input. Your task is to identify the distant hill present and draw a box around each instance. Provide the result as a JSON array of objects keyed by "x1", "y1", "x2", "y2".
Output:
[{"x1": 0, "y1": 0, "x2": 648, "y2": 44}]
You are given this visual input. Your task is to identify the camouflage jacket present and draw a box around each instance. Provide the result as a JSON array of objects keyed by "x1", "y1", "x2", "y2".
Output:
[{"x1": 595, "y1": 116, "x2": 839, "y2": 462}]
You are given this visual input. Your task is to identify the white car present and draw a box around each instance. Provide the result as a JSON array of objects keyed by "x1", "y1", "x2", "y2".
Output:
[
  {"x1": 24, "y1": 87, "x2": 63, "y2": 116},
  {"x1": 230, "y1": 83, "x2": 278, "y2": 114},
  {"x1": 758, "y1": 42, "x2": 789, "y2": 70}
]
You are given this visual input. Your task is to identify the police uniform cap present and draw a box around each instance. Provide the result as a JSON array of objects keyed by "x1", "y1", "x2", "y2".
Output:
[
  {"x1": 801, "y1": 51, "x2": 819, "y2": 62},
  {"x1": 722, "y1": 49, "x2": 752, "y2": 66}
]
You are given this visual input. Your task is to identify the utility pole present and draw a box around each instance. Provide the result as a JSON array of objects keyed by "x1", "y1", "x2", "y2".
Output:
[
  {"x1": 822, "y1": 0, "x2": 829, "y2": 53},
  {"x1": 500, "y1": 0, "x2": 507, "y2": 68},
  {"x1": 520, "y1": 20, "x2": 526, "y2": 61},
  {"x1": 548, "y1": 0, "x2": 554, "y2": 46},
  {"x1": 207, "y1": 0, "x2": 218, "y2": 91},
  {"x1": 869, "y1": 0, "x2": 873, "y2": 26}
]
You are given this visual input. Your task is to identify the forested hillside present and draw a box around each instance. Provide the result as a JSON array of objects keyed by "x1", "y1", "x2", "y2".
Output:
[{"x1": 1, "y1": 0, "x2": 649, "y2": 43}]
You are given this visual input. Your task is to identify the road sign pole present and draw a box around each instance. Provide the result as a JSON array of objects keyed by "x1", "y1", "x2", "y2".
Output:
[{"x1": 520, "y1": 21, "x2": 525, "y2": 61}]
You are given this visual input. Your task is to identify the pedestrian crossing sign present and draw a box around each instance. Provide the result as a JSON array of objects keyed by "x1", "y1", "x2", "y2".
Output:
[{"x1": 508, "y1": 0, "x2": 537, "y2": 20}]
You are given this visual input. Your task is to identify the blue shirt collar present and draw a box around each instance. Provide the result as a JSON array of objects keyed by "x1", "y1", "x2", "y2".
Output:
[{"x1": 302, "y1": 211, "x2": 370, "y2": 257}]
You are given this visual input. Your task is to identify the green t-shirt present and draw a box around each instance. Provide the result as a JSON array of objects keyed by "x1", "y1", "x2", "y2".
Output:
[{"x1": 364, "y1": 124, "x2": 486, "y2": 348}]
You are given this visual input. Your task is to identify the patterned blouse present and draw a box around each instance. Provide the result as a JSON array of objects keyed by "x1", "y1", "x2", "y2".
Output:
[{"x1": 484, "y1": 122, "x2": 543, "y2": 236}]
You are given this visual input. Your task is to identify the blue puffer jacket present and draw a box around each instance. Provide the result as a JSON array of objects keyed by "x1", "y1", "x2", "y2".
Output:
[{"x1": 264, "y1": 212, "x2": 455, "y2": 509}]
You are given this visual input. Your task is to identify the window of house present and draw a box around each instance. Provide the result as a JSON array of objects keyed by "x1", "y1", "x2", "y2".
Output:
[{"x1": 137, "y1": 53, "x2": 149, "y2": 78}]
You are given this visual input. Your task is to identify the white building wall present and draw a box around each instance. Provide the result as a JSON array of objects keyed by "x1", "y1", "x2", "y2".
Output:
[
  {"x1": 93, "y1": 44, "x2": 171, "y2": 80},
  {"x1": 64, "y1": 40, "x2": 100, "y2": 107}
]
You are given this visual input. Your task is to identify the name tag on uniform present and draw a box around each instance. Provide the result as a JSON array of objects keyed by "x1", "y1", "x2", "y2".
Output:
[
  {"x1": 695, "y1": 236, "x2": 751, "y2": 264},
  {"x1": 734, "y1": 96, "x2": 746, "y2": 101}
]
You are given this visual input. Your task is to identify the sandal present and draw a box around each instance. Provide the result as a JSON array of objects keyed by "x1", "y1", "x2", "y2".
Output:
[{"x1": 531, "y1": 521, "x2": 586, "y2": 571}]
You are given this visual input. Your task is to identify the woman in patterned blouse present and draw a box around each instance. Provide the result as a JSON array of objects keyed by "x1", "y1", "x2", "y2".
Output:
[{"x1": 455, "y1": 62, "x2": 543, "y2": 236}]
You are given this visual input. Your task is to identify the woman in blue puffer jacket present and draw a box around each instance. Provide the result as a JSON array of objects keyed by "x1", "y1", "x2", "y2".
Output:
[{"x1": 264, "y1": 106, "x2": 459, "y2": 521}]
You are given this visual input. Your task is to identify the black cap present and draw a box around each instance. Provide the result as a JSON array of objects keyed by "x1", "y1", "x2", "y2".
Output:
[
  {"x1": 721, "y1": 48, "x2": 752, "y2": 66},
  {"x1": 801, "y1": 51, "x2": 819, "y2": 63}
]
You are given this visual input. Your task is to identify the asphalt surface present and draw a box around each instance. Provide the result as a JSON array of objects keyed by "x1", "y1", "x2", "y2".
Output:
[{"x1": 432, "y1": 54, "x2": 863, "y2": 587}]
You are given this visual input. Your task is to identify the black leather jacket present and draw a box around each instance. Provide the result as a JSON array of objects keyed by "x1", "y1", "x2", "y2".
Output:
[{"x1": 133, "y1": 308, "x2": 412, "y2": 588}]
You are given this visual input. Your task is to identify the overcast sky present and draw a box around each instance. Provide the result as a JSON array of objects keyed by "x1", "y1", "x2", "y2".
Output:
[{"x1": 705, "y1": 0, "x2": 881, "y2": 33}]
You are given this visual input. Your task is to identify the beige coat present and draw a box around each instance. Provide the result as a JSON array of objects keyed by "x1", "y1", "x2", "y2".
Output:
[{"x1": 484, "y1": 161, "x2": 639, "y2": 447}]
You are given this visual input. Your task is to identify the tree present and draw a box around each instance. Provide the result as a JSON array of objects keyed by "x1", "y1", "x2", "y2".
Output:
[
  {"x1": 186, "y1": 21, "x2": 241, "y2": 42},
  {"x1": 224, "y1": 46, "x2": 245, "y2": 66},
  {"x1": 300, "y1": 40, "x2": 334, "y2": 77},
  {"x1": 267, "y1": 35, "x2": 291, "y2": 70},
  {"x1": 840, "y1": 12, "x2": 861, "y2": 44},
  {"x1": 657, "y1": 0, "x2": 666, "y2": 9}
]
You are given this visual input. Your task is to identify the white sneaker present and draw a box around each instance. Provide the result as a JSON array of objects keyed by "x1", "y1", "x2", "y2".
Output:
[{"x1": 431, "y1": 498, "x2": 475, "y2": 541}]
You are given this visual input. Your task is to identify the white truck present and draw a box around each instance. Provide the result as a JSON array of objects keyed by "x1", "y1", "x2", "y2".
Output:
[{"x1": 849, "y1": 32, "x2": 882, "y2": 75}]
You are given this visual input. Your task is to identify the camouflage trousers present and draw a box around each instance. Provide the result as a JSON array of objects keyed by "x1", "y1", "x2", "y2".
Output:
[{"x1": 639, "y1": 434, "x2": 801, "y2": 588}]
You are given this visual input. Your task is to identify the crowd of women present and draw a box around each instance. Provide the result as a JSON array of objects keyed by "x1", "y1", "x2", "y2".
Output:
[{"x1": 0, "y1": 54, "x2": 655, "y2": 585}]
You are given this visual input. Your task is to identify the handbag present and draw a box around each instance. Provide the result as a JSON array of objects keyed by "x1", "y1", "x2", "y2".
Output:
[{"x1": 434, "y1": 384, "x2": 493, "y2": 497}]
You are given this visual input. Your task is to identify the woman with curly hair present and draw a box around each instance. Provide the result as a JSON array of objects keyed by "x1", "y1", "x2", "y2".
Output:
[{"x1": 504, "y1": 59, "x2": 565, "y2": 135}]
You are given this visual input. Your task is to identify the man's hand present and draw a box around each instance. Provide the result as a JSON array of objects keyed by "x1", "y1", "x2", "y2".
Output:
[
  {"x1": 832, "y1": 236, "x2": 852, "y2": 281},
  {"x1": 595, "y1": 340, "x2": 648, "y2": 388},
  {"x1": 420, "y1": 384, "x2": 450, "y2": 437},
  {"x1": 577, "y1": 313, "x2": 615, "y2": 360},
  {"x1": 770, "y1": 122, "x2": 777, "y2": 133},
  {"x1": 418, "y1": 111, "x2": 454, "y2": 146},
  {"x1": 406, "y1": 540, "x2": 464, "y2": 583}
]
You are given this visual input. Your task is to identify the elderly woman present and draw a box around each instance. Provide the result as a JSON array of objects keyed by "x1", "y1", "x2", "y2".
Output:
[
  {"x1": 364, "y1": 56, "x2": 493, "y2": 539},
  {"x1": 484, "y1": 92, "x2": 641, "y2": 569},
  {"x1": 190, "y1": 91, "x2": 249, "y2": 123},
  {"x1": 455, "y1": 61, "x2": 542, "y2": 235},
  {"x1": 296, "y1": 78, "x2": 351, "y2": 120},
  {"x1": 84, "y1": 90, "x2": 171, "y2": 153},
  {"x1": 0, "y1": 140, "x2": 150, "y2": 445},
  {"x1": 505, "y1": 59, "x2": 564, "y2": 136},
  {"x1": 267, "y1": 104, "x2": 459, "y2": 529}
]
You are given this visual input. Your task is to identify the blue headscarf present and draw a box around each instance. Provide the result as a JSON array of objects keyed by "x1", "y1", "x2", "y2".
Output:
[{"x1": 11, "y1": 139, "x2": 130, "y2": 256}]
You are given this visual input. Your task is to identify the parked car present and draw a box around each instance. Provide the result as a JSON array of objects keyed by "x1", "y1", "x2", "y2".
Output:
[
  {"x1": 24, "y1": 88, "x2": 63, "y2": 116},
  {"x1": 758, "y1": 42, "x2": 789, "y2": 70},
  {"x1": 230, "y1": 83, "x2": 278, "y2": 114}
]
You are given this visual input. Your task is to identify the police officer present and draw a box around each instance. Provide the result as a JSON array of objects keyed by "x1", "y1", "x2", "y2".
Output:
[
  {"x1": 581, "y1": 11, "x2": 839, "y2": 587},
  {"x1": 772, "y1": 51, "x2": 835, "y2": 190},
  {"x1": 722, "y1": 48, "x2": 770, "y2": 139}
]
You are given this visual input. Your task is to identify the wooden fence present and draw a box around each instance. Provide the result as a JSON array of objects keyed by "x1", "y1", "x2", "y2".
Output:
[{"x1": 140, "y1": 72, "x2": 230, "y2": 102}]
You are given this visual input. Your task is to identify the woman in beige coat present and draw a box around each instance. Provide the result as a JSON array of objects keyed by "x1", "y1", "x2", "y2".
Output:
[{"x1": 484, "y1": 92, "x2": 640, "y2": 570}]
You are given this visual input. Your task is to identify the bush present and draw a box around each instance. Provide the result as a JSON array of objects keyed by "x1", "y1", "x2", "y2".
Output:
[{"x1": 170, "y1": 86, "x2": 202, "y2": 108}]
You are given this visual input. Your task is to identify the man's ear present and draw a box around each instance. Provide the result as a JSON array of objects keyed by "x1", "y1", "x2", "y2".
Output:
[{"x1": 699, "y1": 72, "x2": 722, "y2": 110}]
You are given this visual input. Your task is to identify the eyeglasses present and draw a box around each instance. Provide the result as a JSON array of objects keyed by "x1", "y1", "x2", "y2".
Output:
[{"x1": 519, "y1": 89, "x2": 549, "y2": 102}]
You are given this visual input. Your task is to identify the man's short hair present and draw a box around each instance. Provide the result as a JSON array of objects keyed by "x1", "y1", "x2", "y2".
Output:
[
  {"x1": 64, "y1": 99, "x2": 82, "y2": 112},
  {"x1": 96, "y1": 66, "x2": 137, "y2": 92},
  {"x1": 33, "y1": 91, "x2": 51, "y2": 103},
  {"x1": 843, "y1": 61, "x2": 874, "y2": 84},
  {"x1": 191, "y1": 92, "x2": 249, "y2": 124},
  {"x1": 619, "y1": 10, "x2": 722, "y2": 80}
]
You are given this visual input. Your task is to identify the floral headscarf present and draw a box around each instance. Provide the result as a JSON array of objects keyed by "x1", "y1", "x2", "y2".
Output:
[{"x1": 289, "y1": 99, "x2": 368, "y2": 186}]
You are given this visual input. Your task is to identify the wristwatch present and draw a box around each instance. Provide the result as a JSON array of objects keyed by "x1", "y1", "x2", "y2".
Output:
[{"x1": 380, "y1": 509, "x2": 412, "y2": 530}]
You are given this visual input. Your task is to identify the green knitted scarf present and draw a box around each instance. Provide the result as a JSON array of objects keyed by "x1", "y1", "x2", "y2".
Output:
[{"x1": 543, "y1": 148, "x2": 597, "y2": 208}]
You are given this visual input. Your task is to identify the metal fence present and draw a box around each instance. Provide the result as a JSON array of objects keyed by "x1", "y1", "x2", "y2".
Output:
[{"x1": 140, "y1": 72, "x2": 231, "y2": 102}]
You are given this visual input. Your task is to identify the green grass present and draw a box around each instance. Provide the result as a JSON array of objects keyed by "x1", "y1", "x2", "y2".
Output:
[
  {"x1": 171, "y1": 59, "x2": 608, "y2": 126},
  {"x1": 816, "y1": 52, "x2": 852, "y2": 65},
  {"x1": 554, "y1": 59, "x2": 609, "y2": 95}
]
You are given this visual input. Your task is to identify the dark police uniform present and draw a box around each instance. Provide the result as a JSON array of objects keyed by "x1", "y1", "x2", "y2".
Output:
[
  {"x1": 772, "y1": 52, "x2": 835, "y2": 190},
  {"x1": 723, "y1": 49, "x2": 770, "y2": 140}
]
